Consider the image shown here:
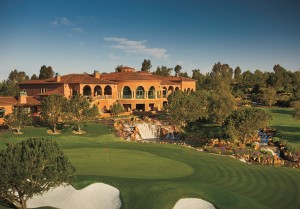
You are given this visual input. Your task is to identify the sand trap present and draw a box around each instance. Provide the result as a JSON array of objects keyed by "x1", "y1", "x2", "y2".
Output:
[
  {"x1": 173, "y1": 198, "x2": 215, "y2": 209},
  {"x1": 27, "y1": 183, "x2": 121, "y2": 209}
]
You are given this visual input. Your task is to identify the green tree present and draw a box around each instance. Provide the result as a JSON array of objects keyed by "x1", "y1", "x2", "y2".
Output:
[
  {"x1": 152, "y1": 66, "x2": 173, "y2": 77},
  {"x1": 41, "y1": 94, "x2": 68, "y2": 133},
  {"x1": 4, "y1": 107, "x2": 32, "y2": 133},
  {"x1": 192, "y1": 69, "x2": 206, "y2": 90},
  {"x1": 109, "y1": 102, "x2": 125, "y2": 117},
  {"x1": 30, "y1": 74, "x2": 38, "y2": 80},
  {"x1": 174, "y1": 65, "x2": 182, "y2": 76},
  {"x1": 223, "y1": 108, "x2": 272, "y2": 144},
  {"x1": 67, "y1": 95, "x2": 99, "y2": 132},
  {"x1": 0, "y1": 138, "x2": 75, "y2": 209},
  {"x1": 261, "y1": 87, "x2": 277, "y2": 107},
  {"x1": 208, "y1": 85, "x2": 236, "y2": 124},
  {"x1": 39, "y1": 65, "x2": 54, "y2": 79},
  {"x1": 115, "y1": 65, "x2": 123, "y2": 72},
  {"x1": 234, "y1": 66, "x2": 242, "y2": 83},
  {"x1": 167, "y1": 90, "x2": 208, "y2": 127},
  {"x1": 0, "y1": 69, "x2": 29, "y2": 96},
  {"x1": 291, "y1": 101, "x2": 300, "y2": 121},
  {"x1": 141, "y1": 59, "x2": 152, "y2": 72}
]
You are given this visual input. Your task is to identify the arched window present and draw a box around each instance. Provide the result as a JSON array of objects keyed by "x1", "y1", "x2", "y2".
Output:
[
  {"x1": 148, "y1": 86, "x2": 155, "y2": 99},
  {"x1": 175, "y1": 87, "x2": 179, "y2": 91},
  {"x1": 168, "y1": 86, "x2": 174, "y2": 96},
  {"x1": 104, "y1": 85, "x2": 112, "y2": 95},
  {"x1": 163, "y1": 87, "x2": 167, "y2": 98},
  {"x1": 83, "y1": 85, "x2": 91, "y2": 96},
  {"x1": 187, "y1": 88, "x2": 191, "y2": 94},
  {"x1": 123, "y1": 86, "x2": 132, "y2": 99},
  {"x1": 94, "y1": 85, "x2": 102, "y2": 96},
  {"x1": 136, "y1": 86, "x2": 145, "y2": 99}
]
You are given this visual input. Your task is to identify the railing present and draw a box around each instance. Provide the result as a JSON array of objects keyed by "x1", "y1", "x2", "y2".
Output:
[
  {"x1": 123, "y1": 95, "x2": 132, "y2": 99},
  {"x1": 136, "y1": 95, "x2": 145, "y2": 99},
  {"x1": 148, "y1": 95, "x2": 155, "y2": 99}
]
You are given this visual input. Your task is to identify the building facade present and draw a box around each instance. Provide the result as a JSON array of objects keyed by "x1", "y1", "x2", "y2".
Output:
[{"x1": 18, "y1": 67, "x2": 196, "y2": 113}]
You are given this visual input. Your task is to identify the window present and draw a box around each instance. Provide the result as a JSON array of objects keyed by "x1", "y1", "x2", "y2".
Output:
[
  {"x1": 136, "y1": 86, "x2": 145, "y2": 99},
  {"x1": 123, "y1": 86, "x2": 132, "y2": 99},
  {"x1": 40, "y1": 88, "x2": 47, "y2": 94}
]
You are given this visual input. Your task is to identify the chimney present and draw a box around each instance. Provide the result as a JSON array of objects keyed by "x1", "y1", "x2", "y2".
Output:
[
  {"x1": 94, "y1": 70, "x2": 100, "y2": 79},
  {"x1": 55, "y1": 73, "x2": 61, "y2": 82},
  {"x1": 19, "y1": 91, "x2": 27, "y2": 104}
]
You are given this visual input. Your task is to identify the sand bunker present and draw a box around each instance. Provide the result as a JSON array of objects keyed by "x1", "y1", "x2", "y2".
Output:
[
  {"x1": 27, "y1": 183, "x2": 121, "y2": 209},
  {"x1": 173, "y1": 198, "x2": 215, "y2": 209}
]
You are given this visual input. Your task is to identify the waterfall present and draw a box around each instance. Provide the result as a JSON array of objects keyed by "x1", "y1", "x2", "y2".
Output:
[{"x1": 136, "y1": 123, "x2": 160, "y2": 139}]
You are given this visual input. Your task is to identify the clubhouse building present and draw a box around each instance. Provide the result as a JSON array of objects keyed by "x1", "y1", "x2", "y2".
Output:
[{"x1": 0, "y1": 66, "x2": 195, "y2": 124}]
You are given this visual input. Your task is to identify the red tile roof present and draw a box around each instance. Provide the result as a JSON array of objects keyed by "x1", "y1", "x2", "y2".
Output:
[
  {"x1": 101, "y1": 71, "x2": 194, "y2": 84},
  {"x1": 0, "y1": 96, "x2": 40, "y2": 106},
  {"x1": 0, "y1": 97, "x2": 17, "y2": 106},
  {"x1": 19, "y1": 71, "x2": 195, "y2": 86},
  {"x1": 19, "y1": 73, "x2": 116, "y2": 85},
  {"x1": 23, "y1": 96, "x2": 40, "y2": 105}
]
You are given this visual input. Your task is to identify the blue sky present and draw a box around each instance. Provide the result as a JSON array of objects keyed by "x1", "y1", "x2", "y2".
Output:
[{"x1": 0, "y1": 0, "x2": 300, "y2": 80}]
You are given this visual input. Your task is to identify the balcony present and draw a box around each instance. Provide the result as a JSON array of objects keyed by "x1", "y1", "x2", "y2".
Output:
[
  {"x1": 148, "y1": 95, "x2": 155, "y2": 99},
  {"x1": 123, "y1": 95, "x2": 132, "y2": 99}
]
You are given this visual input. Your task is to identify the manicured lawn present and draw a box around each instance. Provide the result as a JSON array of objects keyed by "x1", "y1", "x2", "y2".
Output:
[
  {"x1": 1, "y1": 123, "x2": 300, "y2": 209},
  {"x1": 263, "y1": 107, "x2": 300, "y2": 147}
]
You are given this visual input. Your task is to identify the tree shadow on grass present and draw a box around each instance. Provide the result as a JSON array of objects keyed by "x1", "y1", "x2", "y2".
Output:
[{"x1": 272, "y1": 125, "x2": 300, "y2": 144}]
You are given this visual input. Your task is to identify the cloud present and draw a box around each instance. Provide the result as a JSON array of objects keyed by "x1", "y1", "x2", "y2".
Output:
[
  {"x1": 72, "y1": 27, "x2": 84, "y2": 33},
  {"x1": 50, "y1": 17, "x2": 71, "y2": 26},
  {"x1": 104, "y1": 37, "x2": 169, "y2": 59}
]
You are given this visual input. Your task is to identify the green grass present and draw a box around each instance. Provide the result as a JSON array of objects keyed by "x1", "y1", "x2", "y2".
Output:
[
  {"x1": 66, "y1": 148, "x2": 194, "y2": 179},
  {"x1": 263, "y1": 107, "x2": 300, "y2": 147},
  {"x1": 1, "y1": 123, "x2": 300, "y2": 209}
]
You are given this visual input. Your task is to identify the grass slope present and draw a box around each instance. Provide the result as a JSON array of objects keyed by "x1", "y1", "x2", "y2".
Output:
[
  {"x1": 0, "y1": 122, "x2": 300, "y2": 209},
  {"x1": 263, "y1": 107, "x2": 300, "y2": 147}
]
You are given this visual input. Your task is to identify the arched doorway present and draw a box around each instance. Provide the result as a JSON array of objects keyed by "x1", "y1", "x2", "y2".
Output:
[
  {"x1": 123, "y1": 86, "x2": 132, "y2": 99},
  {"x1": 94, "y1": 85, "x2": 102, "y2": 96},
  {"x1": 136, "y1": 86, "x2": 145, "y2": 99},
  {"x1": 162, "y1": 87, "x2": 167, "y2": 98},
  {"x1": 168, "y1": 86, "x2": 174, "y2": 96},
  {"x1": 104, "y1": 85, "x2": 112, "y2": 95},
  {"x1": 83, "y1": 85, "x2": 91, "y2": 96},
  {"x1": 148, "y1": 86, "x2": 155, "y2": 99}
]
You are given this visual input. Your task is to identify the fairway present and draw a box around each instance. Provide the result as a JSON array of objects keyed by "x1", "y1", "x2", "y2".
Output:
[
  {"x1": 1, "y1": 123, "x2": 300, "y2": 209},
  {"x1": 263, "y1": 107, "x2": 300, "y2": 147},
  {"x1": 66, "y1": 148, "x2": 194, "y2": 179}
]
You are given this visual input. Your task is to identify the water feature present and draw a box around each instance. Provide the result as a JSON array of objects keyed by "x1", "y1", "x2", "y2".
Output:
[{"x1": 136, "y1": 122, "x2": 160, "y2": 141}]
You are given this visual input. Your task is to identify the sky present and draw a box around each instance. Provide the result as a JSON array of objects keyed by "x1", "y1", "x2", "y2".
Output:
[{"x1": 0, "y1": 0, "x2": 300, "y2": 80}]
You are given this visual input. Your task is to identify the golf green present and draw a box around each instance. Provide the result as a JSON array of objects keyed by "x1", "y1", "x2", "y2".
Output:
[{"x1": 66, "y1": 148, "x2": 194, "y2": 179}]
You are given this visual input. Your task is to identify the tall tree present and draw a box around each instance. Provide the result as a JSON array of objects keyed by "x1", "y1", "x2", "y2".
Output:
[
  {"x1": 167, "y1": 90, "x2": 208, "y2": 127},
  {"x1": 67, "y1": 95, "x2": 99, "y2": 133},
  {"x1": 208, "y1": 85, "x2": 236, "y2": 124},
  {"x1": 141, "y1": 59, "x2": 152, "y2": 72},
  {"x1": 223, "y1": 108, "x2": 272, "y2": 145},
  {"x1": 261, "y1": 87, "x2": 277, "y2": 107},
  {"x1": 0, "y1": 138, "x2": 75, "y2": 209},
  {"x1": 39, "y1": 65, "x2": 54, "y2": 79},
  {"x1": 4, "y1": 107, "x2": 32, "y2": 133},
  {"x1": 115, "y1": 65, "x2": 124, "y2": 72},
  {"x1": 0, "y1": 69, "x2": 29, "y2": 96},
  {"x1": 234, "y1": 66, "x2": 242, "y2": 83},
  {"x1": 41, "y1": 94, "x2": 68, "y2": 133},
  {"x1": 152, "y1": 66, "x2": 173, "y2": 77},
  {"x1": 30, "y1": 74, "x2": 38, "y2": 80},
  {"x1": 174, "y1": 65, "x2": 182, "y2": 76},
  {"x1": 192, "y1": 69, "x2": 206, "y2": 90}
]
